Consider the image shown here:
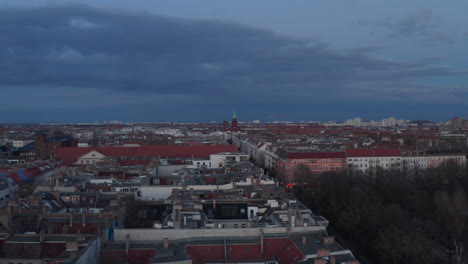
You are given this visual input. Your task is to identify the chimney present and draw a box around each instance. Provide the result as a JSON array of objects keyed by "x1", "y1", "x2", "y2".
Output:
[
  {"x1": 82, "y1": 213, "x2": 86, "y2": 226},
  {"x1": 69, "y1": 213, "x2": 73, "y2": 226},
  {"x1": 317, "y1": 249, "x2": 330, "y2": 258},
  {"x1": 164, "y1": 238, "x2": 169, "y2": 249},
  {"x1": 260, "y1": 228, "x2": 264, "y2": 255},
  {"x1": 39, "y1": 230, "x2": 45, "y2": 243},
  {"x1": 330, "y1": 256, "x2": 336, "y2": 264},
  {"x1": 6, "y1": 205, "x2": 12, "y2": 230},
  {"x1": 66, "y1": 241, "x2": 79, "y2": 252},
  {"x1": 125, "y1": 234, "x2": 130, "y2": 256},
  {"x1": 255, "y1": 179, "x2": 261, "y2": 188},
  {"x1": 41, "y1": 205, "x2": 48, "y2": 215},
  {"x1": 324, "y1": 236, "x2": 334, "y2": 245},
  {"x1": 47, "y1": 224, "x2": 54, "y2": 234}
]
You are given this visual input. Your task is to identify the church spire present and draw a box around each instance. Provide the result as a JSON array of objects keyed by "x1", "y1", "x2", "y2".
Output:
[{"x1": 231, "y1": 109, "x2": 238, "y2": 130}]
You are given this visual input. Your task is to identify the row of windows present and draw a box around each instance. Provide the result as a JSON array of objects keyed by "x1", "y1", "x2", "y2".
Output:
[
  {"x1": 348, "y1": 158, "x2": 401, "y2": 162},
  {"x1": 293, "y1": 160, "x2": 345, "y2": 164}
]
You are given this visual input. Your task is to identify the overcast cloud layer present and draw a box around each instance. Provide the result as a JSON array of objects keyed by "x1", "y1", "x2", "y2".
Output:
[{"x1": 1, "y1": 4, "x2": 467, "y2": 122}]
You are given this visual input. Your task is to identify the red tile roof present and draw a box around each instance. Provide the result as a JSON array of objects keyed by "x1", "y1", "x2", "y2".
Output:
[
  {"x1": 56, "y1": 145, "x2": 239, "y2": 165},
  {"x1": 287, "y1": 152, "x2": 346, "y2": 159},
  {"x1": 374, "y1": 148, "x2": 401, "y2": 157},
  {"x1": 345, "y1": 148, "x2": 401, "y2": 157},
  {"x1": 346, "y1": 149, "x2": 375, "y2": 157}
]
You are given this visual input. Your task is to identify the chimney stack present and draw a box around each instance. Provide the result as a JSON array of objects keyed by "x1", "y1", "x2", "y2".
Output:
[
  {"x1": 317, "y1": 249, "x2": 330, "y2": 258},
  {"x1": 324, "y1": 236, "x2": 334, "y2": 246},
  {"x1": 260, "y1": 229, "x2": 264, "y2": 255},
  {"x1": 164, "y1": 238, "x2": 169, "y2": 249},
  {"x1": 39, "y1": 230, "x2": 45, "y2": 243},
  {"x1": 82, "y1": 213, "x2": 86, "y2": 226},
  {"x1": 125, "y1": 234, "x2": 130, "y2": 256},
  {"x1": 66, "y1": 241, "x2": 79, "y2": 252},
  {"x1": 69, "y1": 213, "x2": 73, "y2": 227}
]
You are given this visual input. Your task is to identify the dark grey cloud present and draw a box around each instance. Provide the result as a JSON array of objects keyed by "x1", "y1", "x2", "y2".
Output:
[
  {"x1": 358, "y1": 9, "x2": 454, "y2": 45},
  {"x1": 0, "y1": 5, "x2": 467, "y2": 122}
]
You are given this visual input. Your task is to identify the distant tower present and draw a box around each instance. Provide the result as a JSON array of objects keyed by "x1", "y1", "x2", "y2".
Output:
[{"x1": 231, "y1": 109, "x2": 238, "y2": 130}]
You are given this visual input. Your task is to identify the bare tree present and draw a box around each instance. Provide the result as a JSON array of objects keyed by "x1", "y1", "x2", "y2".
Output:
[{"x1": 434, "y1": 187, "x2": 468, "y2": 264}]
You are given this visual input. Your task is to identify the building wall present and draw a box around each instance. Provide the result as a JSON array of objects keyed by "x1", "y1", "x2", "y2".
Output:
[
  {"x1": 276, "y1": 158, "x2": 346, "y2": 183},
  {"x1": 114, "y1": 226, "x2": 325, "y2": 242},
  {"x1": 12, "y1": 140, "x2": 33, "y2": 148},
  {"x1": 427, "y1": 155, "x2": 466, "y2": 168}
]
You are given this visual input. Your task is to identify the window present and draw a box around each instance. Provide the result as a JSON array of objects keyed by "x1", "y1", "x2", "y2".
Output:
[
  {"x1": 222, "y1": 206, "x2": 239, "y2": 217},
  {"x1": 241, "y1": 224, "x2": 246, "y2": 228},
  {"x1": 234, "y1": 224, "x2": 238, "y2": 228}
]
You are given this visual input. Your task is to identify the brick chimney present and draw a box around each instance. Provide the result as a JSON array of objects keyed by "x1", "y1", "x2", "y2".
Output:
[
  {"x1": 314, "y1": 259, "x2": 327, "y2": 264},
  {"x1": 324, "y1": 236, "x2": 334, "y2": 245},
  {"x1": 39, "y1": 230, "x2": 45, "y2": 243},
  {"x1": 260, "y1": 229, "x2": 264, "y2": 254},
  {"x1": 125, "y1": 234, "x2": 130, "y2": 256},
  {"x1": 66, "y1": 241, "x2": 79, "y2": 252},
  {"x1": 317, "y1": 248, "x2": 330, "y2": 257}
]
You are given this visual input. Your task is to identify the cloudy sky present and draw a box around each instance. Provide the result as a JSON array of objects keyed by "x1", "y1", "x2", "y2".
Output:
[{"x1": 1, "y1": 0, "x2": 468, "y2": 123}]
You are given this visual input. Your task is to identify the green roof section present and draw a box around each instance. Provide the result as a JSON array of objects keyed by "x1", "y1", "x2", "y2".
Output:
[{"x1": 232, "y1": 109, "x2": 237, "y2": 119}]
